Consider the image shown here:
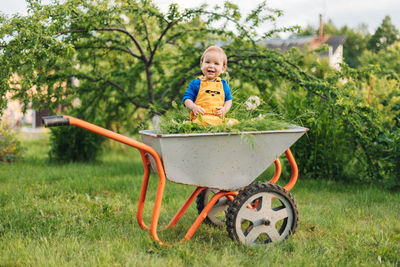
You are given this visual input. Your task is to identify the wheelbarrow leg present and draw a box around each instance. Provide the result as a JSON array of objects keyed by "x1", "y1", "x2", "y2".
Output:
[
  {"x1": 148, "y1": 155, "x2": 168, "y2": 246},
  {"x1": 267, "y1": 149, "x2": 298, "y2": 191},
  {"x1": 136, "y1": 151, "x2": 151, "y2": 230},
  {"x1": 283, "y1": 149, "x2": 298, "y2": 191},
  {"x1": 268, "y1": 159, "x2": 282, "y2": 184}
]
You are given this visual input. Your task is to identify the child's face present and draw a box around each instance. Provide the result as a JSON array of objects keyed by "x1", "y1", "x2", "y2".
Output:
[{"x1": 200, "y1": 51, "x2": 226, "y2": 81}]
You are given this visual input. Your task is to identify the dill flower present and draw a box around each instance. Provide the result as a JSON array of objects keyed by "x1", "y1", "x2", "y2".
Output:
[{"x1": 245, "y1": 96, "x2": 261, "y2": 111}]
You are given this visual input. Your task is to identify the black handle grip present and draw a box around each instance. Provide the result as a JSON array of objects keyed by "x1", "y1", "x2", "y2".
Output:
[{"x1": 42, "y1": 116, "x2": 70, "y2": 127}]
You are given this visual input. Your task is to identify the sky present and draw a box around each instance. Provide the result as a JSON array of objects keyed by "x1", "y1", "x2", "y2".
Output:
[{"x1": 1, "y1": 0, "x2": 400, "y2": 38}]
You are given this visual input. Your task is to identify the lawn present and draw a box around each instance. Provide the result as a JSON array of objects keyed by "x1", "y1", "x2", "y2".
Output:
[{"x1": 0, "y1": 133, "x2": 399, "y2": 266}]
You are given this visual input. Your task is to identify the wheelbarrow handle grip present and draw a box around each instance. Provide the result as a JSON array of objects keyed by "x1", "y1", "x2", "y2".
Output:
[{"x1": 42, "y1": 116, "x2": 70, "y2": 127}]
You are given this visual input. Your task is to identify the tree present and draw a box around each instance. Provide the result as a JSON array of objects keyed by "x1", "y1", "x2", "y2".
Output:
[
  {"x1": 0, "y1": 0, "x2": 291, "y2": 125},
  {"x1": 339, "y1": 25, "x2": 370, "y2": 68},
  {"x1": 360, "y1": 42, "x2": 400, "y2": 76},
  {"x1": 368, "y1": 15, "x2": 400, "y2": 52}
]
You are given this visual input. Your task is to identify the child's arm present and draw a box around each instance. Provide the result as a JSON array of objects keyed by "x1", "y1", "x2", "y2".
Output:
[
  {"x1": 215, "y1": 99, "x2": 232, "y2": 118},
  {"x1": 183, "y1": 80, "x2": 204, "y2": 116},
  {"x1": 184, "y1": 99, "x2": 205, "y2": 116}
]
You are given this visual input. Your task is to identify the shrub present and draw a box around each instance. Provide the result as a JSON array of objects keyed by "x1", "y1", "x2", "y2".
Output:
[
  {"x1": 377, "y1": 128, "x2": 400, "y2": 190},
  {"x1": 273, "y1": 66, "x2": 400, "y2": 189},
  {"x1": 48, "y1": 109, "x2": 105, "y2": 162},
  {"x1": 0, "y1": 122, "x2": 24, "y2": 163}
]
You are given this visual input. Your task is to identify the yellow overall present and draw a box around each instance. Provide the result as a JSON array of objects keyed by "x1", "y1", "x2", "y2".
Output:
[{"x1": 190, "y1": 77, "x2": 238, "y2": 126}]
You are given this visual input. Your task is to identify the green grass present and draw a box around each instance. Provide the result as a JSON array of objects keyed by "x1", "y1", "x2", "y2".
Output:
[{"x1": 0, "y1": 134, "x2": 399, "y2": 266}]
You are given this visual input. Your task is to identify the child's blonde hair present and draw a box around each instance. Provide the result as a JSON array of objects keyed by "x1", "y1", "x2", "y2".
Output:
[{"x1": 200, "y1": 46, "x2": 228, "y2": 68}]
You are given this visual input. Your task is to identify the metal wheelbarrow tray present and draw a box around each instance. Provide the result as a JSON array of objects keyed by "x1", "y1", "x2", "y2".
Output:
[
  {"x1": 43, "y1": 115, "x2": 308, "y2": 246},
  {"x1": 139, "y1": 128, "x2": 307, "y2": 190}
]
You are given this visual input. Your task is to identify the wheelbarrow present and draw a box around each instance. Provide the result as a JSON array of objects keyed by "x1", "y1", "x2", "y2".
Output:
[{"x1": 42, "y1": 115, "x2": 308, "y2": 246}]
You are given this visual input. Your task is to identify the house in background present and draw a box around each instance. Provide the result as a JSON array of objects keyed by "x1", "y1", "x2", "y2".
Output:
[
  {"x1": 1, "y1": 95, "x2": 50, "y2": 129},
  {"x1": 1, "y1": 93, "x2": 31, "y2": 128},
  {"x1": 1, "y1": 75, "x2": 70, "y2": 129},
  {"x1": 263, "y1": 15, "x2": 347, "y2": 70}
]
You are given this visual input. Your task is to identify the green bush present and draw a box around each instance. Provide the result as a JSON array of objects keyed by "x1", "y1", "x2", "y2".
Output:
[
  {"x1": 275, "y1": 85, "x2": 357, "y2": 181},
  {"x1": 273, "y1": 66, "x2": 400, "y2": 189},
  {"x1": 0, "y1": 122, "x2": 24, "y2": 163},
  {"x1": 48, "y1": 110, "x2": 105, "y2": 163},
  {"x1": 377, "y1": 128, "x2": 400, "y2": 190}
]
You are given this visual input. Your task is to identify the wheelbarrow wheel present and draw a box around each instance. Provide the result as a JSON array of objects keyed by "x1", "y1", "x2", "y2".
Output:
[
  {"x1": 226, "y1": 182, "x2": 298, "y2": 246},
  {"x1": 196, "y1": 189, "x2": 230, "y2": 226}
]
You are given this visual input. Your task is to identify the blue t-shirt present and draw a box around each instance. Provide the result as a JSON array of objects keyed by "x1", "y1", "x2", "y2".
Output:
[{"x1": 182, "y1": 79, "x2": 232, "y2": 105}]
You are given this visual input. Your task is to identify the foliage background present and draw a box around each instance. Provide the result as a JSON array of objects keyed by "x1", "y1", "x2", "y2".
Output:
[{"x1": 0, "y1": 0, "x2": 399, "y2": 188}]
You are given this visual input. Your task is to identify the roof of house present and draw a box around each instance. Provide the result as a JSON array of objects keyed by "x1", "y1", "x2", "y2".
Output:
[
  {"x1": 262, "y1": 35, "x2": 347, "y2": 53},
  {"x1": 324, "y1": 35, "x2": 347, "y2": 52},
  {"x1": 261, "y1": 36, "x2": 315, "y2": 52}
]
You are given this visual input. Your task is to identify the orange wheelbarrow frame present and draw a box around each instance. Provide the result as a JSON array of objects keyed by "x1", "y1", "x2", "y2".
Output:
[{"x1": 42, "y1": 115, "x2": 299, "y2": 246}]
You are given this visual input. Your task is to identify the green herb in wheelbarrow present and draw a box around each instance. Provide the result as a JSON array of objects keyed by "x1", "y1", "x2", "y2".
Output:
[{"x1": 158, "y1": 96, "x2": 292, "y2": 134}]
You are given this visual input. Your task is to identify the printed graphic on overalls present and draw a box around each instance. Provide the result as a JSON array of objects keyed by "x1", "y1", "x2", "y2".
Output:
[{"x1": 205, "y1": 90, "x2": 221, "y2": 97}]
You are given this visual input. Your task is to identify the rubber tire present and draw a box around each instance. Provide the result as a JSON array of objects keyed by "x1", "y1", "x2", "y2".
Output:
[{"x1": 226, "y1": 182, "x2": 299, "y2": 245}]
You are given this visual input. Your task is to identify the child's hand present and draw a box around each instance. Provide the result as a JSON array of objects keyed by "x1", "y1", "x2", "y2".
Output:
[
  {"x1": 215, "y1": 106, "x2": 226, "y2": 118},
  {"x1": 191, "y1": 104, "x2": 205, "y2": 116}
]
